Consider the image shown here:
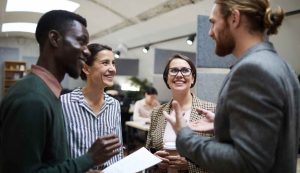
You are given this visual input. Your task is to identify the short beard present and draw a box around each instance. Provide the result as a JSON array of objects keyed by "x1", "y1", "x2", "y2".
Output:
[
  {"x1": 67, "y1": 70, "x2": 80, "y2": 79},
  {"x1": 67, "y1": 63, "x2": 81, "y2": 79},
  {"x1": 215, "y1": 22, "x2": 235, "y2": 57}
]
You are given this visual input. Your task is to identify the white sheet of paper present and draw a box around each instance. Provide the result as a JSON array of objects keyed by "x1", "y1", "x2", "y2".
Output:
[{"x1": 103, "y1": 147, "x2": 161, "y2": 173}]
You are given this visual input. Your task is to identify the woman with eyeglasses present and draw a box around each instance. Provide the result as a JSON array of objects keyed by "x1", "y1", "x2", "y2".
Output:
[{"x1": 146, "y1": 54, "x2": 216, "y2": 173}]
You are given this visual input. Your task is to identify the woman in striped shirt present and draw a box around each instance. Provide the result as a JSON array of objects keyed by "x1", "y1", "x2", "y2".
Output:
[{"x1": 61, "y1": 43, "x2": 123, "y2": 170}]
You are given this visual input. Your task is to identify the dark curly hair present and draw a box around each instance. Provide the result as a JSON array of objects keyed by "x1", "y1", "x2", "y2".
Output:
[
  {"x1": 35, "y1": 10, "x2": 87, "y2": 49},
  {"x1": 144, "y1": 86, "x2": 158, "y2": 95}
]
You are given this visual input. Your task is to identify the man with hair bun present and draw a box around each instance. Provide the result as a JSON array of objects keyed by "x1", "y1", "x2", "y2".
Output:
[{"x1": 164, "y1": 0, "x2": 300, "y2": 173}]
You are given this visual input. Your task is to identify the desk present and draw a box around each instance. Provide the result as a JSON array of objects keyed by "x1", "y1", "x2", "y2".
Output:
[
  {"x1": 125, "y1": 121, "x2": 150, "y2": 153},
  {"x1": 125, "y1": 121, "x2": 150, "y2": 131}
]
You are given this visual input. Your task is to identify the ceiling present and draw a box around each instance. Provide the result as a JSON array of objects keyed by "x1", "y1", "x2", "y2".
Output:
[{"x1": 0, "y1": 0, "x2": 300, "y2": 51}]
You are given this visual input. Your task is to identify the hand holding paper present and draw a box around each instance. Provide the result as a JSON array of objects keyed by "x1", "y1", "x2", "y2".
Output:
[{"x1": 103, "y1": 147, "x2": 161, "y2": 173}]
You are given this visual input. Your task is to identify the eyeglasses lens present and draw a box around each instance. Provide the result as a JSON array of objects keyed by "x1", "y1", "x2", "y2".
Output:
[{"x1": 169, "y1": 67, "x2": 191, "y2": 76}]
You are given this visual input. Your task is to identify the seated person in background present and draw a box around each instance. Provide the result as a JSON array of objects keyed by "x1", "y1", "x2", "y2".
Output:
[
  {"x1": 146, "y1": 54, "x2": 216, "y2": 173},
  {"x1": 133, "y1": 86, "x2": 160, "y2": 123},
  {"x1": 61, "y1": 43, "x2": 123, "y2": 171}
]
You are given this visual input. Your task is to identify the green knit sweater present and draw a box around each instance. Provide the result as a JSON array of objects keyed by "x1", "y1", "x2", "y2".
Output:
[{"x1": 0, "y1": 74, "x2": 94, "y2": 173}]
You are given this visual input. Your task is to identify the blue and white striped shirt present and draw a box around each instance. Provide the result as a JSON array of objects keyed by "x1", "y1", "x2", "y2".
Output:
[{"x1": 60, "y1": 88, "x2": 123, "y2": 168}]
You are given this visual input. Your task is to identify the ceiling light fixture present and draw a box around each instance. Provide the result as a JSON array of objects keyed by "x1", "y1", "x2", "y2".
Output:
[
  {"x1": 186, "y1": 34, "x2": 196, "y2": 45},
  {"x1": 2, "y1": 22, "x2": 37, "y2": 33},
  {"x1": 114, "y1": 51, "x2": 120, "y2": 58},
  {"x1": 6, "y1": 0, "x2": 80, "y2": 13},
  {"x1": 128, "y1": 33, "x2": 196, "y2": 51},
  {"x1": 142, "y1": 45, "x2": 150, "y2": 54}
]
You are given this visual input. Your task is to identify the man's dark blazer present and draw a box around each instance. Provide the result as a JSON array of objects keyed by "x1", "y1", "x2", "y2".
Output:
[{"x1": 176, "y1": 42, "x2": 300, "y2": 173}]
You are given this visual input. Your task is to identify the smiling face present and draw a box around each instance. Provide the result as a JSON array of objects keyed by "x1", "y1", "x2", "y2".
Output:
[
  {"x1": 59, "y1": 20, "x2": 90, "y2": 78},
  {"x1": 84, "y1": 49, "x2": 116, "y2": 88},
  {"x1": 167, "y1": 58, "x2": 194, "y2": 93},
  {"x1": 209, "y1": 4, "x2": 235, "y2": 57}
]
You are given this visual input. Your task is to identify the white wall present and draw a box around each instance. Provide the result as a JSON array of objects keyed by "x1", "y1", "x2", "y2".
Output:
[
  {"x1": 270, "y1": 14, "x2": 300, "y2": 73},
  {"x1": 0, "y1": 37, "x2": 85, "y2": 90},
  {"x1": 0, "y1": 37, "x2": 39, "y2": 60}
]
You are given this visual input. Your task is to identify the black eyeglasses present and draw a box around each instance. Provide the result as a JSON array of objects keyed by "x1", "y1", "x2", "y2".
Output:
[{"x1": 168, "y1": 67, "x2": 192, "y2": 76}]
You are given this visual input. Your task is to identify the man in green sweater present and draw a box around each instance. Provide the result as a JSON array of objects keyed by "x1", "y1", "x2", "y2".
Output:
[{"x1": 0, "y1": 10, "x2": 121, "y2": 173}]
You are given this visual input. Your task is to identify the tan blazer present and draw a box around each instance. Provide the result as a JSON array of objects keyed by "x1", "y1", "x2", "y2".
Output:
[{"x1": 146, "y1": 95, "x2": 216, "y2": 173}]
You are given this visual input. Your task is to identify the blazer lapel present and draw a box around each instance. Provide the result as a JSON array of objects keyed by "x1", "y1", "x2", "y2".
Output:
[{"x1": 156, "y1": 101, "x2": 171, "y2": 149}]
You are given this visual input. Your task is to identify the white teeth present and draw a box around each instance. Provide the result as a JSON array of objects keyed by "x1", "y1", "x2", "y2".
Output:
[{"x1": 174, "y1": 81, "x2": 184, "y2": 84}]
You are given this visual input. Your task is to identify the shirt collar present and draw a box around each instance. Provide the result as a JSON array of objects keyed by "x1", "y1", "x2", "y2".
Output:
[
  {"x1": 31, "y1": 65, "x2": 62, "y2": 98},
  {"x1": 70, "y1": 88, "x2": 114, "y2": 105},
  {"x1": 231, "y1": 41, "x2": 276, "y2": 68}
]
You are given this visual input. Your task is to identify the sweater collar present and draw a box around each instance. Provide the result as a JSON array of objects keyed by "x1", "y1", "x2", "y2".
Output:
[{"x1": 31, "y1": 65, "x2": 62, "y2": 98}]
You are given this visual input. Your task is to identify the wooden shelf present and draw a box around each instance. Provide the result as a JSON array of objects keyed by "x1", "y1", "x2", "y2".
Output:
[
  {"x1": 4, "y1": 69, "x2": 26, "y2": 72},
  {"x1": 2, "y1": 61, "x2": 26, "y2": 95}
]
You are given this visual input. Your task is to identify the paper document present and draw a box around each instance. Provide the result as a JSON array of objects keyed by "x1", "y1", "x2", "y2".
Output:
[{"x1": 103, "y1": 147, "x2": 161, "y2": 173}]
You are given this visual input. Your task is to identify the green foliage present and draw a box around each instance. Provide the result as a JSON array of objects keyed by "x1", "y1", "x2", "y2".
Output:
[
  {"x1": 104, "y1": 83, "x2": 121, "y2": 92},
  {"x1": 128, "y1": 76, "x2": 152, "y2": 93}
]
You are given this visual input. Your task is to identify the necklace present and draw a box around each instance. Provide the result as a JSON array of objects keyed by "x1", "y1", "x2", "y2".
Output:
[{"x1": 82, "y1": 87, "x2": 104, "y2": 114}]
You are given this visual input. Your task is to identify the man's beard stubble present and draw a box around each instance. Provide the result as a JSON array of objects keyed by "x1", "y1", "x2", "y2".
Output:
[
  {"x1": 215, "y1": 25, "x2": 235, "y2": 57},
  {"x1": 67, "y1": 60, "x2": 82, "y2": 79}
]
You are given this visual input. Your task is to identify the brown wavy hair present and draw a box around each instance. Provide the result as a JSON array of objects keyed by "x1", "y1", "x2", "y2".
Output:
[{"x1": 215, "y1": 0, "x2": 284, "y2": 35}]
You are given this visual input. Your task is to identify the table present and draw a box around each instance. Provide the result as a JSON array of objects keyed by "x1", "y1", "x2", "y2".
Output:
[
  {"x1": 125, "y1": 121, "x2": 150, "y2": 152},
  {"x1": 125, "y1": 121, "x2": 150, "y2": 131}
]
